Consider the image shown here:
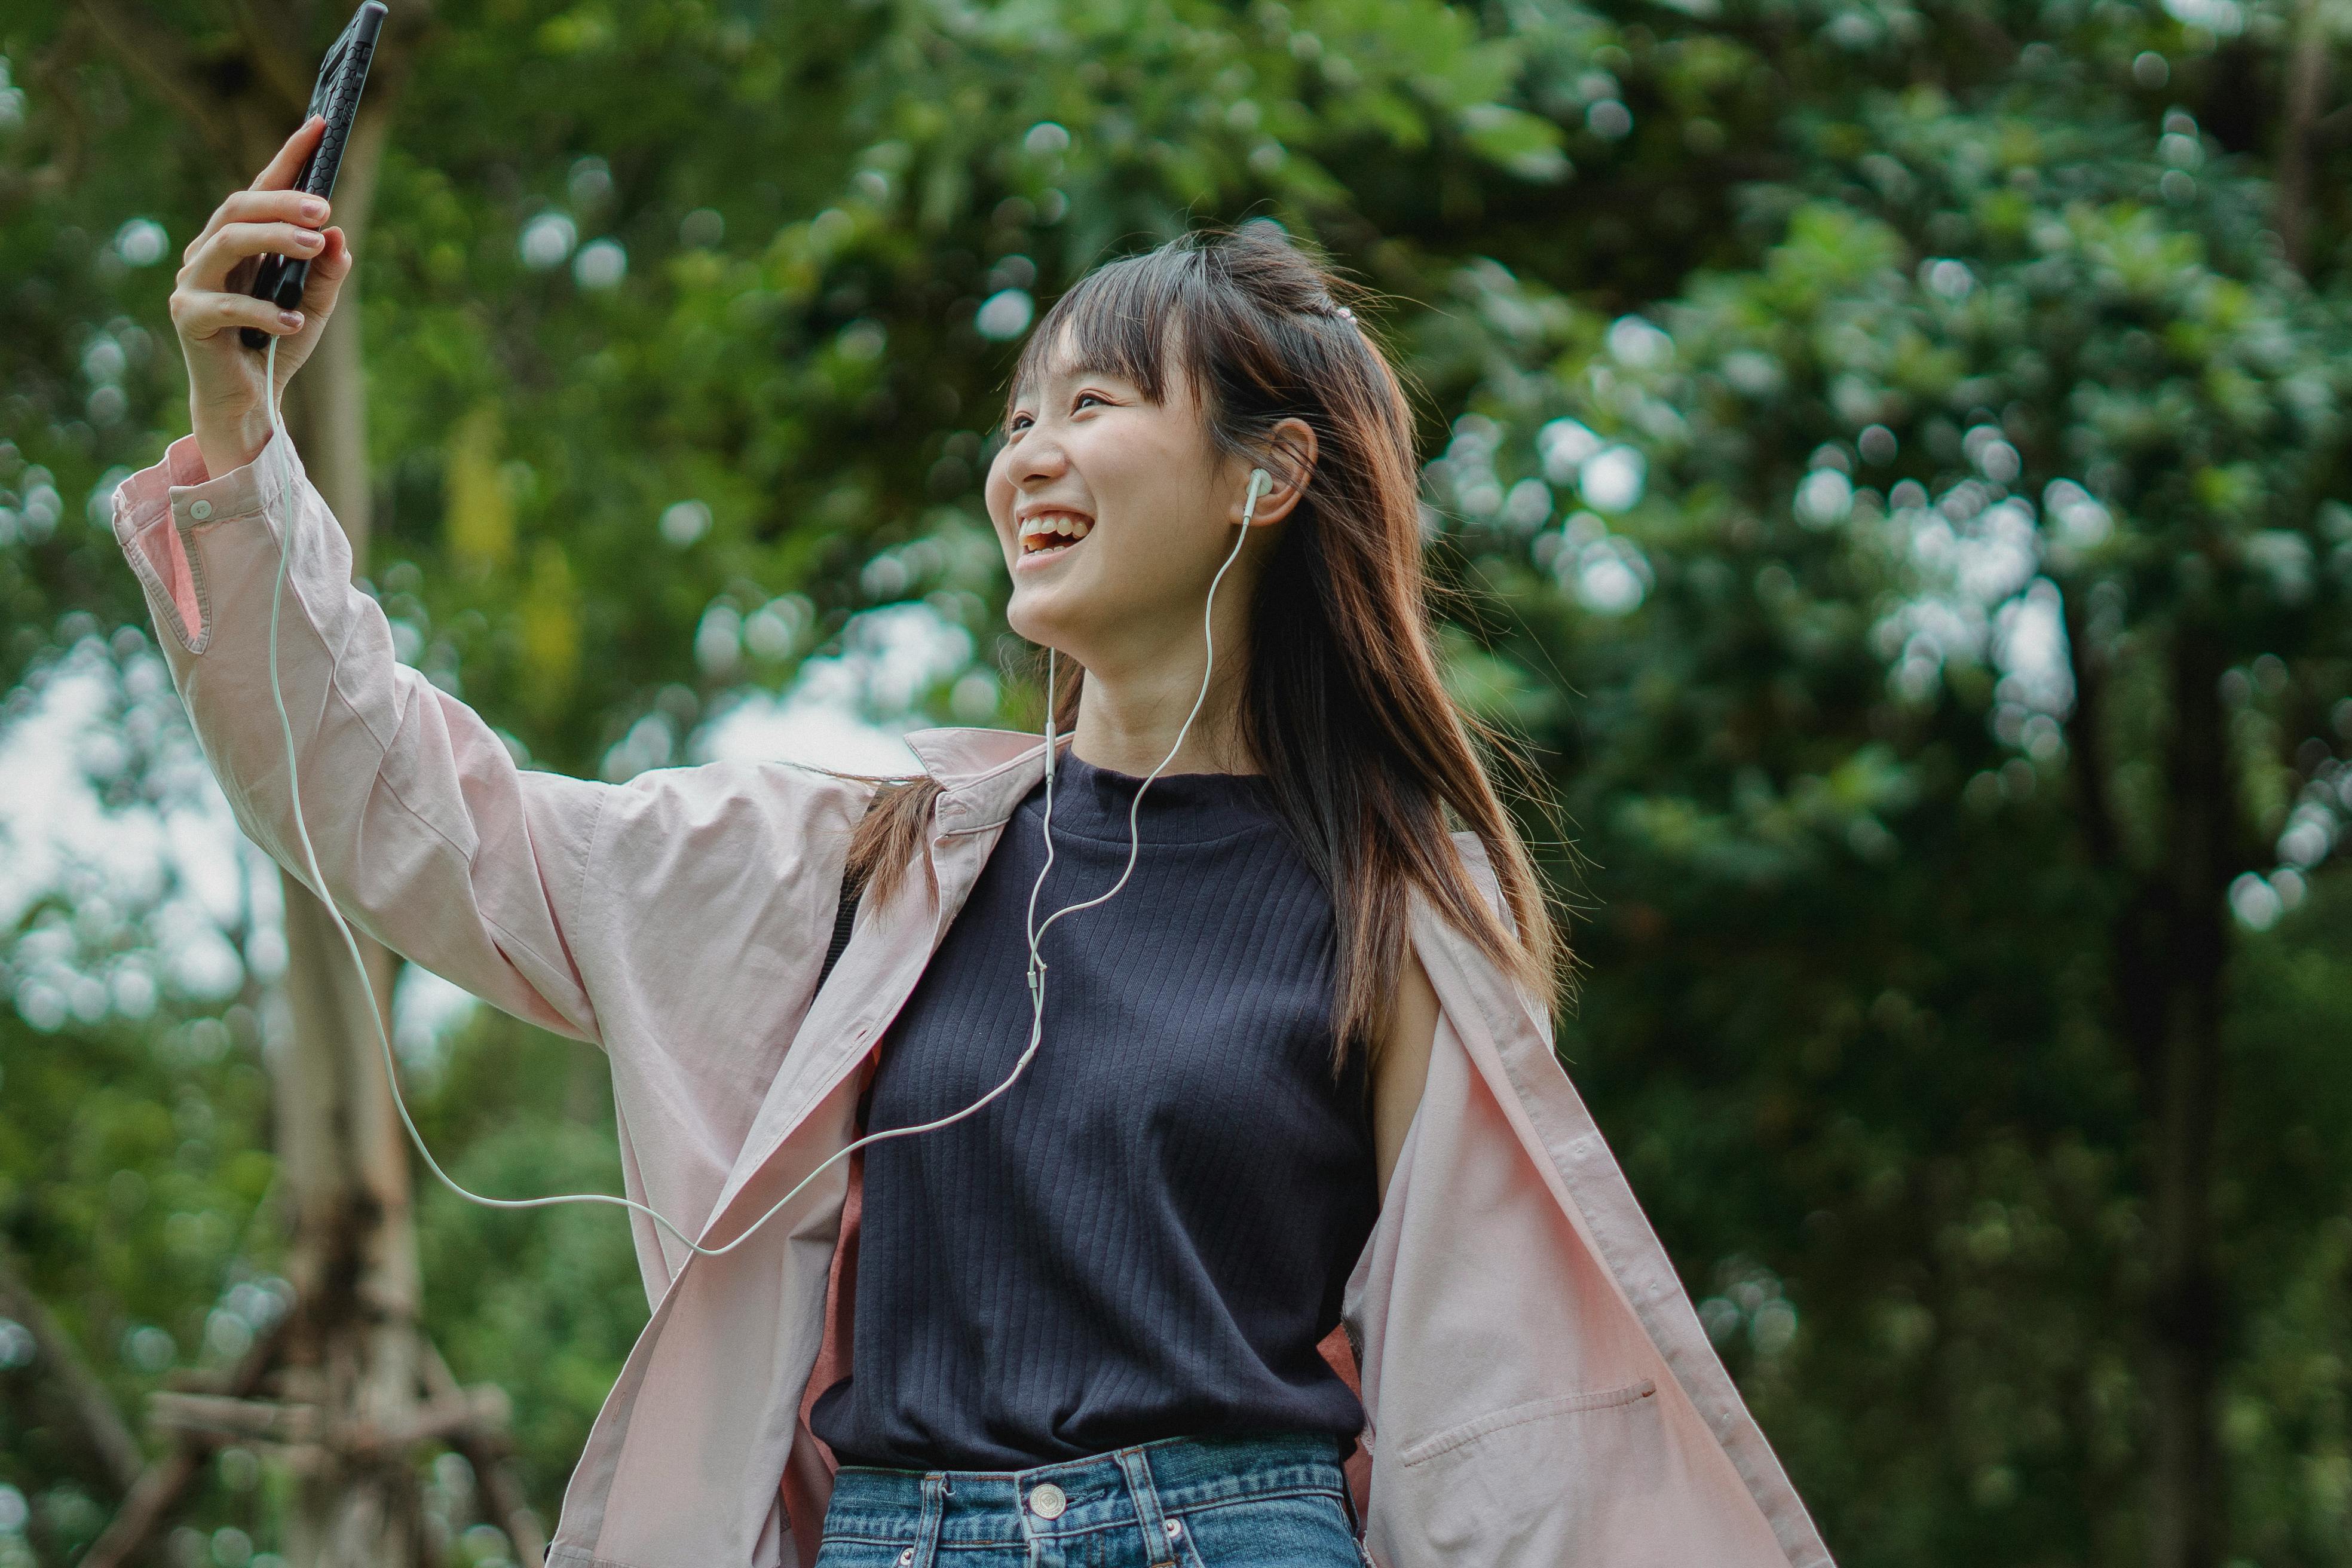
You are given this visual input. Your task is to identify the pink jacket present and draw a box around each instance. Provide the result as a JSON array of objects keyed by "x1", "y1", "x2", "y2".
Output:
[{"x1": 111, "y1": 425, "x2": 1837, "y2": 1568}]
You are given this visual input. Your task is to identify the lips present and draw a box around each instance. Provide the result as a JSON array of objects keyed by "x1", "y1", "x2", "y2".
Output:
[{"x1": 1018, "y1": 509, "x2": 1094, "y2": 556}]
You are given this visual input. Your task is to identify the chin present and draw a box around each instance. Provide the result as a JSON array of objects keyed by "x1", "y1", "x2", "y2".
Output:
[
  {"x1": 1005, "y1": 602, "x2": 1078, "y2": 656},
  {"x1": 1004, "y1": 589, "x2": 1100, "y2": 669}
]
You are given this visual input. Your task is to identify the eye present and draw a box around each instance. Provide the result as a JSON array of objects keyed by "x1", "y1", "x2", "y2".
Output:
[{"x1": 1005, "y1": 391, "x2": 1113, "y2": 434}]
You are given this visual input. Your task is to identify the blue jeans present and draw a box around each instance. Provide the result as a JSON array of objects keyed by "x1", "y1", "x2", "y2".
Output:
[{"x1": 814, "y1": 1430, "x2": 1370, "y2": 1568}]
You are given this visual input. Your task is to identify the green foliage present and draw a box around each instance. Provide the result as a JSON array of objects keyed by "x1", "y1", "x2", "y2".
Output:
[{"x1": 4, "y1": 0, "x2": 2351, "y2": 1563}]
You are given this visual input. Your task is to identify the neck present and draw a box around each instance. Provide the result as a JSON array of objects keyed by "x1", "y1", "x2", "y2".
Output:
[
  {"x1": 1061, "y1": 629, "x2": 1257, "y2": 778},
  {"x1": 1052, "y1": 519, "x2": 1266, "y2": 777}
]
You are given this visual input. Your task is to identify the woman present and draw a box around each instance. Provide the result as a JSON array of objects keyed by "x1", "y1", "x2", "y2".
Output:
[{"x1": 118, "y1": 114, "x2": 1835, "y2": 1567}]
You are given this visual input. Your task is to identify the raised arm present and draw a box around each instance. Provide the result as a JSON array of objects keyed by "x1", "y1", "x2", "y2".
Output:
[
  {"x1": 114, "y1": 113, "x2": 607, "y2": 1045},
  {"x1": 114, "y1": 420, "x2": 610, "y2": 1043}
]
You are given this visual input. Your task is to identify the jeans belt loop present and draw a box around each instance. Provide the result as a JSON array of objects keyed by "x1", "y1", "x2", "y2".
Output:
[
  {"x1": 1112, "y1": 1445, "x2": 1178, "y2": 1568},
  {"x1": 911, "y1": 1472, "x2": 948, "y2": 1568}
]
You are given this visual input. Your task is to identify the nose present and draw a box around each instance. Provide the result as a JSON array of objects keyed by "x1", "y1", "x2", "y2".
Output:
[
  {"x1": 987, "y1": 419, "x2": 1070, "y2": 532},
  {"x1": 1010, "y1": 426, "x2": 1070, "y2": 488}
]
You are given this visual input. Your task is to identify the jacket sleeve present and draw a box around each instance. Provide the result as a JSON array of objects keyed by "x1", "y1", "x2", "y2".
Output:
[{"x1": 111, "y1": 425, "x2": 607, "y2": 1046}]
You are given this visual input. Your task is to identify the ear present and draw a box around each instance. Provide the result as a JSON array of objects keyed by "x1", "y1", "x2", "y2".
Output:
[{"x1": 1229, "y1": 417, "x2": 1319, "y2": 528}]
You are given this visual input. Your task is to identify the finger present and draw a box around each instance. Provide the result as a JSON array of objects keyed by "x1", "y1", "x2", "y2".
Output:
[
  {"x1": 184, "y1": 189, "x2": 332, "y2": 266},
  {"x1": 180, "y1": 220, "x2": 328, "y2": 291},
  {"x1": 250, "y1": 113, "x2": 327, "y2": 192},
  {"x1": 296, "y1": 228, "x2": 353, "y2": 312},
  {"x1": 305, "y1": 226, "x2": 353, "y2": 285},
  {"x1": 172, "y1": 286, "x2": 305, "y2": 346}
]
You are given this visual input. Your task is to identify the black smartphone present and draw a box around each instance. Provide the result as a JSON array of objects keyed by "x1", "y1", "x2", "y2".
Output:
[{"x1": 240, "y1": 1, "x2": 387, "y2": 350}]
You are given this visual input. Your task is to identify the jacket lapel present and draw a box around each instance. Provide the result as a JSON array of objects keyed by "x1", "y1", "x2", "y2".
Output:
[
  {"x1": 1395, "y1": 880, "x2": 1835, "y2": 1567},
  {"x1": 697, "y1": 731, "x2": 1055, "y2": 1247}
]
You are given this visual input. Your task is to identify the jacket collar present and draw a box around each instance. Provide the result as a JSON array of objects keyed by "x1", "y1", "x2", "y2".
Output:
[
  {"x1": 904, "y1": 724, "x2": 1061, "y2": 835},
  {"x1": 904, "y1": 724, "x2": 1046, "y2": 788}
]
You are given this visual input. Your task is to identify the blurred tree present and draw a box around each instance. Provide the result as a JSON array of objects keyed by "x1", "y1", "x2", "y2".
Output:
[
  {"x1": 25, "y1": 5, "x2": 486, "y2": 1565},
  {"x1": 1411, "y1": 5, "x2": 2352, "y2": 1566}
]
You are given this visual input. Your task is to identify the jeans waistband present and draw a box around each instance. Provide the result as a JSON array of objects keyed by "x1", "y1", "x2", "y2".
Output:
[{"x1": 823, "y1": 1429, "x2": 1353, "y2": 1545}]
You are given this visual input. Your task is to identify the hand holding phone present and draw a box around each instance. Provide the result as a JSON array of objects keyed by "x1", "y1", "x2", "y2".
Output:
[
  {"x1": 167, "y1": 4, "x2": 380, "y2": 476},
  {"x1": 240, "y1": 2, "x2": 384, "y2": 349}
]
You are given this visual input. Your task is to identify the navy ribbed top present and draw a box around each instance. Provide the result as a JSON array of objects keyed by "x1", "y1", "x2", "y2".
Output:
[{"x1": 807, "y1": 746, "x2": 1379, "y2": 1472}]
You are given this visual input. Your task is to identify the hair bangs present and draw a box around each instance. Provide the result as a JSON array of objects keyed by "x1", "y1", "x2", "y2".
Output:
[{"x1": 1007, "y1": 247, "x2": 1214, "y2": 418}]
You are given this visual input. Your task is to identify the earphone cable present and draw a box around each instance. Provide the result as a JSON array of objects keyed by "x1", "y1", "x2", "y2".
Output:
[
  {"x1": 262, "y1": 321, "x2": 1266, "y2": 1259},
  {"x1": 1000, "y1": 468, "x2": 1267, "y2": 1129}
]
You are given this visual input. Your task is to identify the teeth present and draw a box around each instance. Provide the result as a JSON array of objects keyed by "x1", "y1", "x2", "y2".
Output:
[{"x1": 1021, "y1": 512, "x2": 1094, "y2": 551}]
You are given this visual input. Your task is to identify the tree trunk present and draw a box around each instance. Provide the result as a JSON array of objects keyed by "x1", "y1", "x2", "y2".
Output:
[
  {"x1": 194, "y1": 7, "x2": 425, "y2": 1557},
  {"x1": 69, "y1": 7, "x2": 485, "y2": 1560},
  {"x1": 264, "y1": 74, "x2": 431, "y2": 1566},
  {"x1": 2273, "y1": 0, "x2": 2330, "y2": 274},
  {"x1": 2143, "y1": 623, "x2": 2232, "y2": 1568},
  {"x1": 271, "y1": 887, "x2": 425, "y2": 1567}
]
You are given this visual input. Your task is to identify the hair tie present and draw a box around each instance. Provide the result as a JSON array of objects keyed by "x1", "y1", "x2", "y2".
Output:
[{"x1": 1336, "y1": 305, "x2": 1354, "y2": 320}]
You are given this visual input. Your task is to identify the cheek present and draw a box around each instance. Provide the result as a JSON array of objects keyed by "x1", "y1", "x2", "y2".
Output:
[
  {"x1": 982, "y1": 463, "x2": 1015, "y2": 538},
  {"x1": 983, "y1": 449, "x2": 1009, "y2": 498}
]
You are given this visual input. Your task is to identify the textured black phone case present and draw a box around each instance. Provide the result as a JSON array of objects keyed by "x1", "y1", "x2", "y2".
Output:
[{"x1": 241, "y1": 3, "x2": 385, "y2": 350}]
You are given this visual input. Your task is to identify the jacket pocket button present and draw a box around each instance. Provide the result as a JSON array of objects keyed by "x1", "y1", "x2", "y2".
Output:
[{"x1": 189, "y1": 499, "x2": 213, "y2": 520}]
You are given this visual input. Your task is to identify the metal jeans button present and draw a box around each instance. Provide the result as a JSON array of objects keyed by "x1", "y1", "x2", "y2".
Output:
[{"x1": 1027, "y1": 1481, "x2": 1067, "y2": 1518}]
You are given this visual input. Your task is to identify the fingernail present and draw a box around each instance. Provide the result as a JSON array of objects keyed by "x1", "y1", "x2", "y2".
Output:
[
  {"x1": 279, "y1": 310, "x2": 304, "y2": 328},
  {"x1": 297, "y1": 230, "x2": 322, "y2": 247},
  {"x1": 303, "y1": 197, "x2": 327, "y2": 218}
]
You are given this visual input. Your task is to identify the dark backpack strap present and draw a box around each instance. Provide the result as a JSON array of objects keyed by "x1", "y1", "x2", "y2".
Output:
[
  {"x1": 814, "y1": 786, "x2": 887, "y2": 999},
  {"x1": 827, "y1": 785, "x2": 897, "y2": 1138}
]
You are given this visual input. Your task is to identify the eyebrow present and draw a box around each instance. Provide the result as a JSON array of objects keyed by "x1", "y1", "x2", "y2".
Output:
[{"x1": 1012, "y1": 354, "x2": 1126, "y2": 406}]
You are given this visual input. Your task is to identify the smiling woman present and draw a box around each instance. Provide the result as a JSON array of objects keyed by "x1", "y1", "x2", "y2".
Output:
[
  {"x1": 801, "y1": 223, "x2": 1565, "y2": 1564},
  {"x1": 112, "y1": 163, "x2": 1832, "y2": 1561},
  {"x1": 850, "y1": 225, "x2": 1560, "y2": 1073},
  {"x1": 797, "y1": 227, "x2": 1829, "y2": 1567}
]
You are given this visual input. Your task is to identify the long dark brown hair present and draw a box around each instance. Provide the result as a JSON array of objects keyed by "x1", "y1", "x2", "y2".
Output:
[{"x1": 850, "y1": 222, "x2": 1564, "y2": 1070}]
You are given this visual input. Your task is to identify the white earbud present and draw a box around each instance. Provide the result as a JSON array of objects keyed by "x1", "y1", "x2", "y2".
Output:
[{"x1": 1245, "y1": 467, "x2": 1270, "y2": 517}]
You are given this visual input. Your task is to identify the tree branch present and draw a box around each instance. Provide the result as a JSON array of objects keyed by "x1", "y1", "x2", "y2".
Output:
[
  {"x1": 424, "y1": 1343, "x2": 546, "y2": 1568},
  {"x1": 0, "y1": 15, "x2": 99, "y2": 216},
  {"x1": 228, "y1": 0, "x2": 322, "y2": 121},
  {"x1": 70, "y1": 0, "x2": 243, "y2": 167},
  {"x1": 0, "y1": 1244, "x2": 146, "y2": 1495},
  {"x1": 81, "y1": 1306, "x2": 295, "y2": 1568}
]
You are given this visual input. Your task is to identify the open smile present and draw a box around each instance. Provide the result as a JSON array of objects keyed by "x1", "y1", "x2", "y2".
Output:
[{"x1": 1016, "y1": 509, "x2": 1095, "y2": 562}]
